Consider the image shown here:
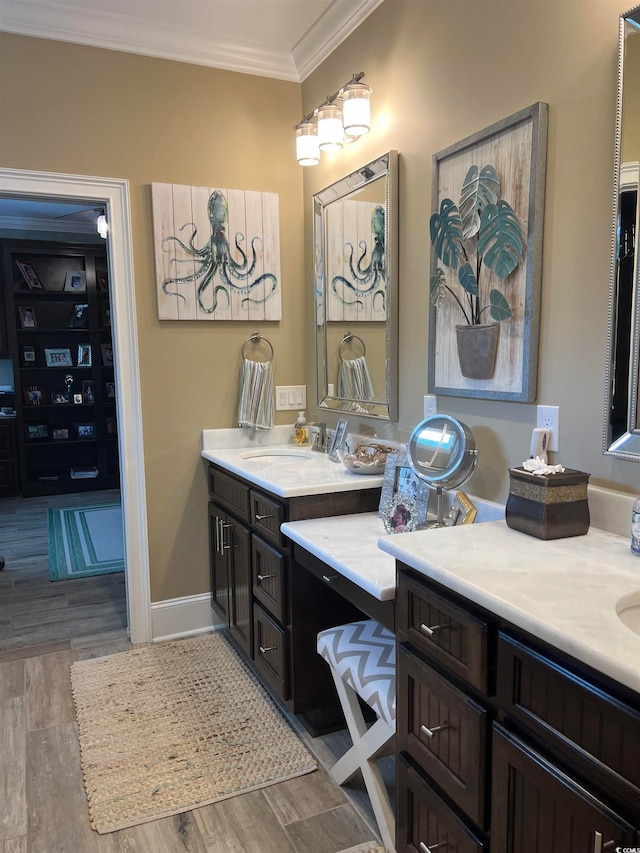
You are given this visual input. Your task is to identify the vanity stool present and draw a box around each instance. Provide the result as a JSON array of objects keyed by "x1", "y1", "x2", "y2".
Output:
[{"x1": 317, "y1": 619, "x2": 396, "y2": 853}]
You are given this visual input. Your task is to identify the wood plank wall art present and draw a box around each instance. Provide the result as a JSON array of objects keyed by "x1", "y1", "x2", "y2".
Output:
[
  {"x1": 152, "y1": 183, "x2": 282, "y2": 321},
  {"x1": 325, "y1": 199, "x2": 386, "y2": 323}
]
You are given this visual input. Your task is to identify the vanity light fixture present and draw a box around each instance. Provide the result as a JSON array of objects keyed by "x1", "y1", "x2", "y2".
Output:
[{"x1": 295, "y1": 72, "x2": 371, "y2": 166}]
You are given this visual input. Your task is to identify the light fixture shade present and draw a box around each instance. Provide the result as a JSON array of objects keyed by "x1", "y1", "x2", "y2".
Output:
[
  {"x1": 295, "y1": 121, "x2": 320, "y2": 166},
  {"x1": 96, "y1": 214, "x2": 108, "y2": 239},
  {"x1": 317, "y1": 102, "x2": 343, "y2": 152},
  {"x1": 341, "y1": 82, "x2": 372, "y2": 137}
]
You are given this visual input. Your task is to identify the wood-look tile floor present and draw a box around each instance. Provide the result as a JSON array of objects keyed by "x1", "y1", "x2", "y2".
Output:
[
  {"x1": 0, "y1": 490, "x2": 126, "y2": 652},
  {"x1": 0, "y1": 492, "x2": 395, "y2": 851}
]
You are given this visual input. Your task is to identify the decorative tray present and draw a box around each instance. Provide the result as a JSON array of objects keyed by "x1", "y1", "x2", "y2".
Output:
[{"x1": 341, "y1": 442, "x2": 393, "y2": 475}]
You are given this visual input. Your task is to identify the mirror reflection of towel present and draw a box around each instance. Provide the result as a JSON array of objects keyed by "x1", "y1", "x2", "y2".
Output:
[
  {"x1": 338, "y1": 355, "x2": 375, "y2": 401},
  {"x1": 238, "y1": 358, "x2": 274, "y2": 430}
]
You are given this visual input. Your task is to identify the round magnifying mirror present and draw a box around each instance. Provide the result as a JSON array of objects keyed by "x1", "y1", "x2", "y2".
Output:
[{"x1": 407, "y1": 415, "x2": 478, "y2": 527}]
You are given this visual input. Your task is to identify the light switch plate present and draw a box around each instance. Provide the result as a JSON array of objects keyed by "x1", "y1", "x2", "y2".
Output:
[{"x1": 276, "y1": 385, "x2": 306, "y2": 411}]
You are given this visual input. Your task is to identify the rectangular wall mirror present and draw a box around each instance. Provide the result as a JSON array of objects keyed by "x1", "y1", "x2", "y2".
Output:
[
  {"x1": 313, "y1": 150, "x2": 398, "y2": 421},
  {"x1": 604, "y1": 4, "x2": 640, "y2": 461}
]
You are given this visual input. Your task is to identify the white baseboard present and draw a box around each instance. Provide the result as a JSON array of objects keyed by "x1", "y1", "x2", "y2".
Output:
[{"x1": 150, "y1": 593, "x2": 224, "y2": 642}]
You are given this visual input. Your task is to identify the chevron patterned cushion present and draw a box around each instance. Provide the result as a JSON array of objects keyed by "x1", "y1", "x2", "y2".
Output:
[{"x1": 317, "y1": 620, "x2": 396, "y2": 728}]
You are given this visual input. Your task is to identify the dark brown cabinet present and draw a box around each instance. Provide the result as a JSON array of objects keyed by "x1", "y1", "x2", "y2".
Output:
[
  {"x1": 1, "y1": 241, "x2": 118, "y2": 496},
  {"x1": 396, "y1": 566, "x2": 640, "y2": 853},
  {"x1": 207, "y1": 460, "x2": 380, "y2": 733},
  {"x1": 0, "y1": 418, "x2": 19, "y2": 497}
]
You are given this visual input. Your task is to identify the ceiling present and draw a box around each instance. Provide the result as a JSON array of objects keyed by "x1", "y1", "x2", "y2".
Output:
[
  {"x1": 0, "y1": 0, "x2": 382, "y2": 231},
  {"x1": 0, "y1": 0, "x2": 382, "y2": 82}
]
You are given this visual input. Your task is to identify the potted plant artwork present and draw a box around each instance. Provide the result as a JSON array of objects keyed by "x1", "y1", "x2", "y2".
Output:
[{"x1": 429, "y1": 164, "x2": 524, "y2": 379}]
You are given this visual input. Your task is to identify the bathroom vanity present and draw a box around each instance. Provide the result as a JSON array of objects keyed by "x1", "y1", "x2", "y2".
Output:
[
  {"x1": 380, "y1": 522, "x2": 640, "y2": 852},
  {"x1": 201, "y1": 428, "x2": 385, "y2": 733}
]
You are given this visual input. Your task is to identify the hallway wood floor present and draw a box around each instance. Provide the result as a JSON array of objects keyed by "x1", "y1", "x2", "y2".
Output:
[{"x1": 0, "y1": 492, "x2": 393, "y2": 852}]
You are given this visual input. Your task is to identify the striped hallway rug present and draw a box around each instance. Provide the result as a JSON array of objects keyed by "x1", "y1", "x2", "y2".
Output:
[{"x1": 48, "y1": 503, "x2": 124, "y2": 581}]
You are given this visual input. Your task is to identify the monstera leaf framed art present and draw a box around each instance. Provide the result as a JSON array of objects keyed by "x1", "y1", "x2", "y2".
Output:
[{"x1": 428, "y1": 102, "x2": 548, "y2": 401}]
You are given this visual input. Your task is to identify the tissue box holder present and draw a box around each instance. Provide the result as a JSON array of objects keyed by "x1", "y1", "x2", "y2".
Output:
[{"x1": 506, "y1": 467, "x2": 590, "y2": 540}]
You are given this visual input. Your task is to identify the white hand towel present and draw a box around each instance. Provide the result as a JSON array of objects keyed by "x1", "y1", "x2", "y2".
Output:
[{"x1": 238, "y1": 358, "x2": 274, "y2": 430}]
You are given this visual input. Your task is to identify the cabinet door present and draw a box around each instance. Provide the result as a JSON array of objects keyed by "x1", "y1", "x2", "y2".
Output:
[
  {"x1": 228, "y1": 516, "x2": 252, "y2": 657},
  {"x1": 491, "y1": 723, "x2": 638, "y2": 853},
  {"x1": 209, "y1": 502, "x2": 230, "y2": 623}
]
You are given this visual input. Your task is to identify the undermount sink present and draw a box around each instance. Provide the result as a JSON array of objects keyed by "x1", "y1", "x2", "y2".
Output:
[
  {"x1": 240, "y1": 448, "x2": 315, "y2": 463},
  {"x1": 615, "y1": 590, "x2": 640, "y2": 636}
]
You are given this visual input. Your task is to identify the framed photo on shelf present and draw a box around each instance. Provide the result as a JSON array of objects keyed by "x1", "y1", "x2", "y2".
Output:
[
  {"x1": 82, "y1": 380, "x2": 94, "y2": 403},
  {"x1": 50, "y1": 391, "x2": 69, "y2": 405},
  {"x1": 97, "y1": 272, "x2": 109, "y2": 291},
  {"x1": 52, "y1": 428, "x2": 69, "y2": 440},
  {"x1": 100, "y1": 343, "x2": 113, "y2": 366},
  {"x1": 73, "y1": 393, "x2": 83, "y2": 404},
  {"x1": 106, "y1": 417, "x2": 117, "y2": 436},
  {"x1": 379, "y1": 451, "x2": 430, "y2": 529},
  {"x1": 101, "y1": 302, "x2": 111, "y2": 327},
  {"x1": 21, "y1": 345, "x2": 36, "y2": 366},
  {"x1": 76, "y1": 422, "x2": 95, "y2": 439},
  {"x1": 105, "y1": 381, "x2": 115, "y2": 399},
  {"x1": 18, "y1": 306, "x2": 37, "y2": 329},
  {"x1": 68, "y1": 303, "x2": 89, "y2": 329},
  {"x1": 63, "y1": 270, "x2": 87, "y2": 293},
  {"x1": 16, "y1": 261, "x2": 44, "y2": 290},
  {"x1": 23, "y1": 385, "x2": 45, "y2": 406},
  {"x1": 44, "y1": 347, "x2": 73, "y2": 368},
  {"x1": 26, "y1": 423, "x2": 49, "y2": 441},
  {"x1": 77, "y1": 344, "x2": 92, "y2": 367}
]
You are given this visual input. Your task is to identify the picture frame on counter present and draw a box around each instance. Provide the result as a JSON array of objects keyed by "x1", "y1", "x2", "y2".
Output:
[
  {"x1": 327, "y1": 418, "x2": 349, "y2": 462},
  {"x1": 44, "y1": 347, "x2": 73, "y2": 368},
  {"x1": 18, "y1": 306, "x2": 37, "y2": 329},
  {"x1": 379, "y1": 451, "x2": 430, "y2": 529},
  {"x1": 381, "y1": 492, "x2": 419, "y2": 534},
  {"x1": 16, "y1": 260, "x2": 44, "y2": 290},
  {"x1": 63, "y1": 270, "x2": 87, "y2": 293}
]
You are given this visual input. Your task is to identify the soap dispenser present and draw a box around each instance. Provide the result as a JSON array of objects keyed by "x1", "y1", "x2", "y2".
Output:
[{"x1": 293, "y1": 411, "x2": 310, "y2": 447}]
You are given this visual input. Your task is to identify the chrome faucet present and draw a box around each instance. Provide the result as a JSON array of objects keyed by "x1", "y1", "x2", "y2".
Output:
[{"x1": 310, "y1": 422, "x2": 327, "y2": 451}]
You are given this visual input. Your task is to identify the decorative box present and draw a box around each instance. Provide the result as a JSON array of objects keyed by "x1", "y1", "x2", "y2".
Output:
[{"x1": 505, "y1": 467, "x2": 590, "y2": 540}]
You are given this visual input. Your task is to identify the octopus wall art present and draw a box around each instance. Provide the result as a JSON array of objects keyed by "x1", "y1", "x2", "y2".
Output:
[
  {"x1": 326, "y1": 200, "x2": 386, "y2": 322},
  {"x1": 151, "y1": 182, "x2": 281, "y2": 320}
]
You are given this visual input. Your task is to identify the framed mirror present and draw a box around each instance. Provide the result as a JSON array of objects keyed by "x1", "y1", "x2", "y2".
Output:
[
  {"x1": 603, "y1": 4, "x2": 640, "y2": 461},
  {"x1": 314, "y1": 150, "x2": 398, "y2": 420}
]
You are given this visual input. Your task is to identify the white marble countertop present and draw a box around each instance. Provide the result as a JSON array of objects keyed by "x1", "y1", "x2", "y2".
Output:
[
  {"x1": 283, "y1": 512, "x2": 396, "y2": 600},
  {"x1": 201, "y1": 427, "x2": 384, "y2": 498},
  {"x1": 379, "y1": 521, "x2": 640, "y2": 695}
]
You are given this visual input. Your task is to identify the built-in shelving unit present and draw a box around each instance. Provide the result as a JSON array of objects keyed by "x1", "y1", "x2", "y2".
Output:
[{"x1": 1, "y1": 241, "x2": 119, "y2": 497}]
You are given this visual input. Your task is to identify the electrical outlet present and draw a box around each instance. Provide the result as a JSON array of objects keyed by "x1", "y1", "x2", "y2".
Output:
[
  {"x1": 536, "y1": 405, "x2": 559, "y2": 451},
  {"x1": 424, "y1": 394, "x2": 438, "y2": 417}
]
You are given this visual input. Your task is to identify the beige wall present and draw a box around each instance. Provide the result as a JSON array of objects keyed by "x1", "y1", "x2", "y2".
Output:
[
  {"x1": 0, "y1": 33, "x2": 306, "y2": 602},
  {"x1": 302, "y1": 0, "x2": 639, "y2": 501}
]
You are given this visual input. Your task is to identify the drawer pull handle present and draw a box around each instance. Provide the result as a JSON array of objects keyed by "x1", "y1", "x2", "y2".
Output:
[
  {"x1": 322, "y1": 574, "x2": 338, "y2": 583},
  {"x1": 255, "y1": 513, "x2": 273, "y2": 521},
  {"x1": 257, "y1": 573, "x2": 275, "y2": 582},
  {"x1": 259, "y1": 645, "x2": 277, "y2": 655},
  {"x1": 421, "y1": 723, "x2": 449, "y2": 738},
  {"x1": 420, "y1": 623, "x2": 444, "y2": 636},
  {"x1": 419, "y1": 842, "x2": 447, "y2": 852},
  {"x1": 592, "y1": 833, "x2": 616, "y2": 853}
]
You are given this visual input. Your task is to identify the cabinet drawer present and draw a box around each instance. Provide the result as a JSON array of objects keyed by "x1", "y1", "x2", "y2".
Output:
[
  {"x1": 253, "y1": 603, "x2": 289, "y2": 702},
  {"x1": 252, "y1": 535, "x2": 287, "y2": 624},
  {"x1": 209, "y1": 467, "x2": 250, "y2": 521},
  {"x1": 250, "y1": 489, "x2": 284, "y2": 547},
  {"x1": 491, "y1": 723, "x2": 638, "y2": 853},
  {"x1": 397, "y1": 755, "x2": 487, "y2": 853},
  {"x1": 398, "y1": 573, "x2": 491, "y2": 695},
  {"x1": 497, "y1": 632, "x2": 640, "y2": 815},
  {"x1": 399, "y1": 644, "x2": 489, "y2": 829}
]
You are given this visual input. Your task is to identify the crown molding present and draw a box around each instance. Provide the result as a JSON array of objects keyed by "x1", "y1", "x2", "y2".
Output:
[
  {"x1": 0, "y1": 0, "x2": 382, "y2": 82},
  {"x1": 294, "y1": 0, "x2": 384, "y2": 80}
]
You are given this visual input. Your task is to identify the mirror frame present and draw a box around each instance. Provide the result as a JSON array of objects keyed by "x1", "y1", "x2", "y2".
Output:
[
  {"x1": 313, "y1": 150, "x2": 399, "y2": 421},
  {"x1": 603, "y1": 4, "x2": 640, "y2": 461}
]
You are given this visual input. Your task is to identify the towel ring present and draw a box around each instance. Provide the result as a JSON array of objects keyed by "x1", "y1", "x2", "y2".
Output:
[
  {"x1": 339, "y1": 331, "x2": 366, "y2": 361},
  {"x1": 241, "y1": 331, "x2": 274, "y2": 363}
]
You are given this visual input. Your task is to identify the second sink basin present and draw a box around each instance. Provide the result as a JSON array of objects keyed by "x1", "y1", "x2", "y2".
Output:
[{"x1": 616, "y1": 590, "x2": 640, "y2": 636}]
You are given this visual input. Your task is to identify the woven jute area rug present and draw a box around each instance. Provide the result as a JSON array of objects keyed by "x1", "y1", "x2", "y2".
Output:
[{"x1": 71, "y1": 633, "x2": 317, "y2": 834}]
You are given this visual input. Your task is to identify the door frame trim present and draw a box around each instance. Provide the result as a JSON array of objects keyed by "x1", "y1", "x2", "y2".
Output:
[{"x1": 0, "y1": 167, "x2": 151, "y2": 644}]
